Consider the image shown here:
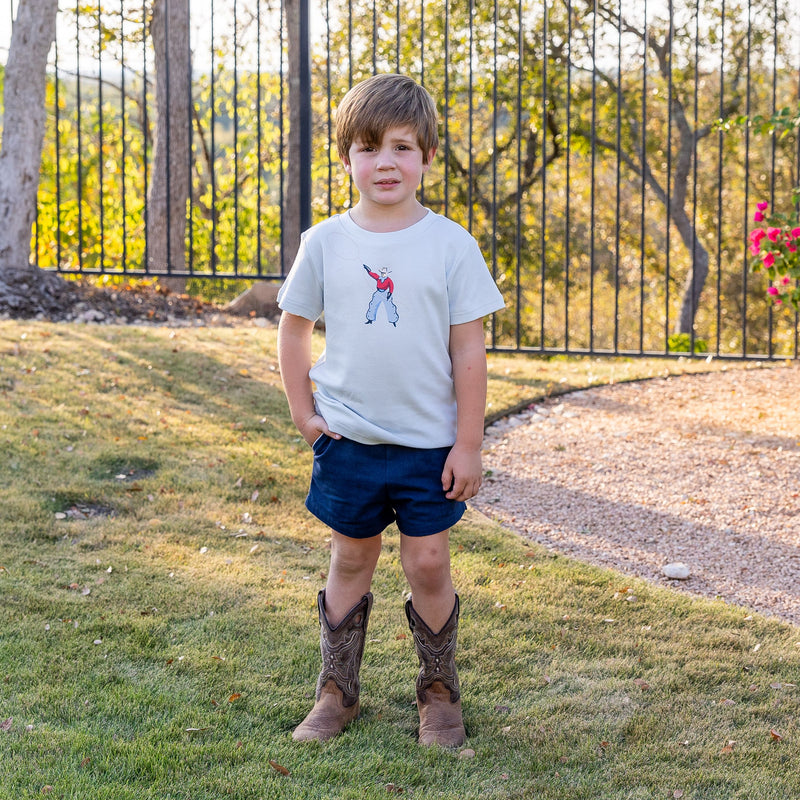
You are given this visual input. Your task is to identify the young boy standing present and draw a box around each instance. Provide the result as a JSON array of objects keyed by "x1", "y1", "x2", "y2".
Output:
[{"x1": 276, "y1": 73, "x2": 504, "y2": 747}]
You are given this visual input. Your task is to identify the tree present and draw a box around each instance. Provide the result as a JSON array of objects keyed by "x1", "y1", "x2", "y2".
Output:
[
  {"x1": 147, "y1": 0, "x2": 192, "y2": 290},
  {"x1": 0, "y1": 0, "x2": 62, "y2": 312},
  {"x1": 568, "y1": 0, "x2": 778, "y2": 335},
  {"x1": 227, "y1": 0, "x2": 306, "y2": 316}
]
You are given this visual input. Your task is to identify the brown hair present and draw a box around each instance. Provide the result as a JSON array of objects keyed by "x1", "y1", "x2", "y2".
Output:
[{"x1": 335, "y1": 74, "x2": 439, "y2": 164}]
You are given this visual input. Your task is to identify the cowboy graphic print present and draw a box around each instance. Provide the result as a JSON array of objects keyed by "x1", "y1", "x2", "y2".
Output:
[{"x1": 363, "y1": 264, "x2": 399, "y2": 326}]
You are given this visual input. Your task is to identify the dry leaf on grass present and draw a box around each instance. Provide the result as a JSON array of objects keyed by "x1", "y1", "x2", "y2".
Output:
[{"x1": 269, "y1": 760, "x2": 290, "y2": 776}]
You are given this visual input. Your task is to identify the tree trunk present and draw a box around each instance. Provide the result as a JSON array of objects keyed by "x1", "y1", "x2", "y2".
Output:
[
  {"x1": 674, "y1": 207, "x2": 711, "y2": 336},
  {"x1": 284, "y1": 0, "x2": 303, "y2": 269},
  {"x1": 147, "y1": 0, "x2": 191, "y2": 291},
  {"x1": 0, "y1": 0, "x2": 58, "y2": 282},
  {"x1": 227, "y1": 0, "x2": 303, "y2": 316}
]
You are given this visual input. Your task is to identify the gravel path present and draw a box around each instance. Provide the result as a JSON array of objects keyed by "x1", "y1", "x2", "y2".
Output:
[{"x1": 474, "y1": 363, "x2": 800, "y2": 627}]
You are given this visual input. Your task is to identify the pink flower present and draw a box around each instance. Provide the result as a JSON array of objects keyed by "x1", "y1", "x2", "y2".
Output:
[
  {"x1": 750, "y1": 243, "x2": 761, "y2": 255},
  {"x1": 750, "y1": 228, "x2": 766, "y2": 244},
  {"x1": 783, "y1": 276, "x2": 792, "y2": 285},
  {"x1": 754, "y1": 211, "x2": 765, "y2": 222},
  {"x1": 787, "y1": 243, "x2": 797, "y2": 254},
  {"x1": 767, "y1": 286, "x2": 780, "y2": 296},
  {"x1": 757, "y1": 201, "x2": 769, "y2": 211},
  {"x1": 767, "y1": 227, "x2": 781, "y2": 243},
  {"x1": 763, "y1": 252, "x2": 775, "y2": 268},
  {"x1": 792, "y1": 227, "x2": 800, "y2": 240}
]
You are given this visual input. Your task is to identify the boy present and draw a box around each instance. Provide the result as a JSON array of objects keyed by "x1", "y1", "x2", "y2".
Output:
[{"x1": 276, "y1": 73, "x2": 504, "y2": 747}]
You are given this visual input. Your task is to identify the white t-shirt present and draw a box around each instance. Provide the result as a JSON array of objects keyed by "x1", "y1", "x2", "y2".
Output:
[{"x1": 277, "y1": 210, "x2": 505, "y2": 448}]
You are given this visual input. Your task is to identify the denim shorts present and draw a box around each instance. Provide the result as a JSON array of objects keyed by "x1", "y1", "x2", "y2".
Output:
[{"x1": 305, "y1": 435, "x2": 466, "y2": 539}]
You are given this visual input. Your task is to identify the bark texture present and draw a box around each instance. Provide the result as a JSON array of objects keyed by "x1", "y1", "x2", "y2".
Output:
[
  {"x1": 147, "y1": 0, "x2": 191, "y2": 280},
  {"x1": 0, "y1": 0, "x2": 58, "y2": 275},
  {"x1": 228, "y1": 0, "x2": 303, "y2": 315}
]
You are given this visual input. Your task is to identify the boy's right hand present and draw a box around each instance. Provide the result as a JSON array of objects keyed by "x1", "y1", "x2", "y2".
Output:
[{"x1": 298, "y1": 413, "x2": 341, "y2": 448}]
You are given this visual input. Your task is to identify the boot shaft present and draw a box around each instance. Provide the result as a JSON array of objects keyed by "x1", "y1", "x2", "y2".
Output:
[
  {"x1": 317, "y1": 590, "x2": 373, "y2": 707},
  {"x1": 405, "y1": 595, "x2": 461, "y2": 704}
]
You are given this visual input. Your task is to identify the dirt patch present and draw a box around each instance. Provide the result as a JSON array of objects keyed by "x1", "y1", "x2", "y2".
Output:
[{"x1": 0, "y1": 270, "x2": 276, "y2": 327}]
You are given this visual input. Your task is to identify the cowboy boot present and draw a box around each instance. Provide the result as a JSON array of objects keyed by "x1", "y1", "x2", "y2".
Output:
[
  {"x1": 292, "y1": 590, "x2": 373, "y2": 742},
  {"x1": 405, "y1": 595, "x2": 466, "y2": 747}
]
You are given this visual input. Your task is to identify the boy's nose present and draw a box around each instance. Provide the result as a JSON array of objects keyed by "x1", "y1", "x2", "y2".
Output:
[{"x1": 376, "y1": 149, "x2": 395, "y2": 168}]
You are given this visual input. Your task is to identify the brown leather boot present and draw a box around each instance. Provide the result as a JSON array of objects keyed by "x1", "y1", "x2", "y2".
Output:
[
  {"x1": 292, "y1": 590, "x2": 373, "y2": 742},
  {"x1": 405, "y1": 595, "x2": 466, "y2": 747}
]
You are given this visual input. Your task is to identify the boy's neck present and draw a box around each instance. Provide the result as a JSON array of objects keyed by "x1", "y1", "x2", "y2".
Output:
[{"x1": 348, "y1": 200, "x2": 428, "y2": 233}]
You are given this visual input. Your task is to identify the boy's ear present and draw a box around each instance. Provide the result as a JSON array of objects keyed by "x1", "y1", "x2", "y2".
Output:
[
  {"x1": 423, "y1": 147, "x2": 437, "y2": 171},
  {"x1": 341, "y1": 155, "x2": 352, "y2": 175}
]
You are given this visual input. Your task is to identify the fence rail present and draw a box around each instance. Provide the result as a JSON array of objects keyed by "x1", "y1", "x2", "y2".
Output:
[{"x1": 3, "y1": 0, "x2": 800, "y2": 357}]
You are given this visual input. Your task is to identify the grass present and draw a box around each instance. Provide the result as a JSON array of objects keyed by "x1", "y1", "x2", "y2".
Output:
[{"x1": 0, "y1": 320, "x2": 798, "y2": 800}]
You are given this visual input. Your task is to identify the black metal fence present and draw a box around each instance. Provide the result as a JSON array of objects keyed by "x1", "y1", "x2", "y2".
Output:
[{"x1": 3, "y1": 0, "x2": 800, "y2": 357}]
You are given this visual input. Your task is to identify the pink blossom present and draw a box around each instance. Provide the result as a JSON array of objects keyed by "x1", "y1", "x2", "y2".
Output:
[
  {"x1": 767, "y1": 227, "x2": 781, "y2": 243},
  {"x1": 792, "y1": 227, "x2": 800, "y2": 240},
  {"x1": 757, "y1": 201, "x2": 769, "y2": 211},
  {"x1": 787, "y1": 243, "x2": 798, "y2": 254},
  {"x1": 763, "y1": 252, "x2": 775, "y2": 268},
  {"x1": 783, "y1": 276, "x2": 792, "y2": 285},
  {"x1": 767, "y1": 286, "x2": 780, "y2": 296},
  {"x1": 754, "y1": 211, "x2": 765, "y2": 222},
  {"x1": 750, "y1": 228, "x2": 766, "y2": 244},
  {"x1": 750, "y1": 243, "x2": 761, "y2": 255}
]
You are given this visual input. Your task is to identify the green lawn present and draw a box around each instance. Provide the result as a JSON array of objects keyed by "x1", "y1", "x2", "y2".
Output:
[{"x1": 0, "y1": 321, "x2": 797, "y2": 799}]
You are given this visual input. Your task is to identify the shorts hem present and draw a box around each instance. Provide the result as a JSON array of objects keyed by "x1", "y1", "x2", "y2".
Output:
[
  {"x1": 305, "y1": 498, "x2": 387, "y2": 539},
  {"x1": 397, "y1": 503, "x2": 466, "y2": 537}
]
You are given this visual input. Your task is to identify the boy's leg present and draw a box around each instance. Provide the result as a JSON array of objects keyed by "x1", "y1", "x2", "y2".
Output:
[
  {"x1": 401, "y1": 530, "x2": 466, "y2": 747},
  {"x1": 293, "y1": 531, "x2": 382, "y2": 743},
  {"x1": 399, "y1": 531, "x2": 454, "y2": 632},
  {"x1": 326, "y1": 530, "x2": 382, "y2": 624}
]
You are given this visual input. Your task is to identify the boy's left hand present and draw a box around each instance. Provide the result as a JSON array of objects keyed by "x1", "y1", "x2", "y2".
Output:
[{"x1": 442, "y1": 444, "x2": 483, "y2": 502}]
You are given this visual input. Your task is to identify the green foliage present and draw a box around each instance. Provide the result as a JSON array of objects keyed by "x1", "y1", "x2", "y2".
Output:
[
  {"x1": 667, "y1": 333, "x2": 709, "y2": 354},
  {"x1": 726, "y1": 104, "x2": 800, "y2": 137}
]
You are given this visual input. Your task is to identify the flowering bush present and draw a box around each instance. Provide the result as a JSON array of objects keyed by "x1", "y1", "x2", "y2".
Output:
[{"x1": 749, "y1": 189, "x2": 800, "y2": 309}]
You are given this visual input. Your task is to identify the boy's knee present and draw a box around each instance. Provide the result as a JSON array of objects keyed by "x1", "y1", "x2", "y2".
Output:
[
  {"x1": 331, "y1": 536, "x2": 380, "y2": 576},
  {"x1": 402, "y1": 547, "x2": 449, "y2": 588}
]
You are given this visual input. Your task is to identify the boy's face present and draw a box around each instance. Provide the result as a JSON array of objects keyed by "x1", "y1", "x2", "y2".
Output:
[{"x1": 342, "y1": 125, "x2": 436, "y2": 214}]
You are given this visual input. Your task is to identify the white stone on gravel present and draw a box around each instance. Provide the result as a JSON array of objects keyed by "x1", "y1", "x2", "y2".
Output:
[{"x1": 662, "y1": 562, "x2": 691, "y2": 580}]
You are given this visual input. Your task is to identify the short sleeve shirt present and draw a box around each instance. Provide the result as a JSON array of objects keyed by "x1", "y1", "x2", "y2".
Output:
[{"x1": 277, "y1": 210, "x2": 505, "y2": 447}]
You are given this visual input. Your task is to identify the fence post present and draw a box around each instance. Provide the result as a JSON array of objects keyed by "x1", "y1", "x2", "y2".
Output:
[{"x1": 299, "y1": 0, "x2": 312, "y2": 233}]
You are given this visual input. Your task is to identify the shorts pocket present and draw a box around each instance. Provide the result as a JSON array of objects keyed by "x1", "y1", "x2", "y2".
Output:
[{"x1": 311, "y1": 432, "x2": 332, "y2": 454}]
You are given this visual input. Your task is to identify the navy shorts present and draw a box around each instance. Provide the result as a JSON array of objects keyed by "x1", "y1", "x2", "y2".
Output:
[{"x1": 305, "y1": 435, "x2": 466, "y2": 539}]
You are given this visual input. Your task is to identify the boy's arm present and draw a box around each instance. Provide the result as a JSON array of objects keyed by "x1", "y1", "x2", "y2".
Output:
[
  {"x1": 442, "y1": 318, "x2": 488, "y2": 502},
  {"x1": 277, "y1": 311, "x2": 340, "y2": 447}
]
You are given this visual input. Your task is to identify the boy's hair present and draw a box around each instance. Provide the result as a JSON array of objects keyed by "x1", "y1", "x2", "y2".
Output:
[{"x1": 335, "y1": 74, "x2": 439, "y2": 164}]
